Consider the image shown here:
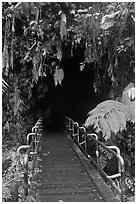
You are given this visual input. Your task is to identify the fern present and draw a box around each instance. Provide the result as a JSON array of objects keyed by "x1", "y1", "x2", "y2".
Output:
[
  {"x1": 98, "y1": 118, "x2": 111, "y2": 140},
  {"x1": 107, "y1": 110, "x2": 120, "y2": 133},
  {"x1": 85, "y1": 100, "x2": 134, "y2": 141}
]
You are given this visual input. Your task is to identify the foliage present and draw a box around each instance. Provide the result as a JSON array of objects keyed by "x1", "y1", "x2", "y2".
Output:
[
  {"x1": 2, "y1": 147, "x2": 23, "y2": 201},
  {"x1": 2, "y1": 145, "x2": 39, "y2": 202},
  {"x1": 86, "y1": 115, "x2": 135, "y2": 198},
  {"x1": 2, "y1": 2, "x2": 135, "y2": 93},
  {"x1": 2, "y1": 71, "x2": 34, "y2": 146},
  {"x1": 84, "y1": 99, "x2": 134, "y2": 141},
  {"x1": 2, "y1": 2, "x2": 135, "y2": 201},
  {"x1": 84, "y1": 83, "x2": 135, "y2": 198},
  {"x1": 112, "y1": 122, "x2": 135, "y2": 197},
  {"x1": 122, "y1": 83, "x2": 135, "y2": 119},
  {"x1": 2, "y1": 3, "x2": 135, "y2": 135}
]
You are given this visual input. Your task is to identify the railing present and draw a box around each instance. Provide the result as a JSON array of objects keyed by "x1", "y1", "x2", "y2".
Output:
[
  {"x1": 17, "y1": 118, "x2": 43, "y2": 197},
  {"x1": 65, "y1": 116, "x2": 125, "y2": 202}
]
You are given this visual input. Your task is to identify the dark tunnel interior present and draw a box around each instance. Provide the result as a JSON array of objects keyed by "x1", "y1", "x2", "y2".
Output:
[{"x1": 30, "y1": 50, "x2": 111, "y2": 129}]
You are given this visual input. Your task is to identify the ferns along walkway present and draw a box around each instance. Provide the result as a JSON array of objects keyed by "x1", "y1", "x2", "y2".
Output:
[{"x1": 35, "y1": 128, "x2": 117, "y2": 202}]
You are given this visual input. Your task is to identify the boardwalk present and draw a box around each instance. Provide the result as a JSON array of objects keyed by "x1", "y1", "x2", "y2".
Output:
[{"x1": 36, "y1": 129, "x2": 117, "y2": 202}]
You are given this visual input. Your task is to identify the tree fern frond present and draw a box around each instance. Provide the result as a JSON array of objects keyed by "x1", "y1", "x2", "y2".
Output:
[
  {"x1": 88, "y1": 100, "x2": 131, "y2": 117},
  {"x1": 98, "y1": 118, "x2": 111, "y2": 140},
  {"x1": 85, "y1": 100, "x2": 134, "y2": 141},
  {"x1": 111, "y1": 108, "x2": 126, "y2": 131},
  {"x1": 94, "y1": 125, "x2": 102, "y2": 133},
  {"x1": 117, "y1": 111, "x2": 127, "y2": 131},
  {"x1": 87, "y1": 100, "x2": 134, "y2": 122},
  {"x1": 86, "y1": 112, "x2": 105, "y2": 127},
  {"x1": 106, "y1": 110, "x2": 120, "y2": 134}
]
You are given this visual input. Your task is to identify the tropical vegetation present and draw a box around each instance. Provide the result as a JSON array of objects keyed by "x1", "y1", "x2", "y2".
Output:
[{"x1": 2, "y1": 2, "x2": 135, "y2": 201}]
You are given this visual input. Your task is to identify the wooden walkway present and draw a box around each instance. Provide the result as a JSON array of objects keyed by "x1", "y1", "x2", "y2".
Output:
[{"x1": 36, "y1": 129, "x2": 117, "y2": 202}]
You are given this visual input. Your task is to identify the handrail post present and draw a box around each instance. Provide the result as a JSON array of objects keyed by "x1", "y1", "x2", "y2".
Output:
[
  {"x1": 79, "y1": 127, "x2": 86, "y2": 151},
  {"x1": 68, "y1": 118, "x2": 70, "y2": 134},
  {"x1": 66, "y1": 117, "x2": 68, "y2": 133},
  {"x1": 27, "y1": 133, "x2": 36, "y2": 145},
  {"x1": 32, "y1": 126, "x2": 39, "y2": 151},
  {"x1": 16, "y1": 118, "x2": 43, "y2": 199},
  {"x1": 16, "y1": 145, "x2": 30, "y2": 196},
  {"x1": 17, "y1": 145, "x2": 30, "y2": 161},
  {"x1": 71, "y1": 119, "x2": 73, "y2": 137},
  {"x1": 23, "y1": 154, "x2": 29, "y2": 196},
  {"x1": 74, "y1": 122, "x2": 79, "y2": 143},
  {"x1": 65, "y1": 117, "x2": 125, "y2": 202},
  {"x1": 69, "y1": 119, "x2": 72, "y2": 137},
  {"x1": 117, "y1": 154, "x2": 125, "y2": 202},
  {"x1": 87, "y1": 134, "x2": 125, "y2": 201},
  {"x1": 107, "y1": 146, "x2": 125, "y2": 201},
  {"x1": 72, "y1": 121, "x2": 75, "y2": 141}
]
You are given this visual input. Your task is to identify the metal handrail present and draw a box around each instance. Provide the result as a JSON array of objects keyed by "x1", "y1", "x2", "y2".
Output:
[
  {"x1": 87, "y1": 134, "x2": 125, "y2": 201},
  {"x1": 65, "y1": 116, "x2": 125, "y2": 202},
  {"x1": 27, "y1": 133, "x2": 36, "y2": 145},
  {"x1": 16, "y1": 119, "x2": 43, "y2": 196}
]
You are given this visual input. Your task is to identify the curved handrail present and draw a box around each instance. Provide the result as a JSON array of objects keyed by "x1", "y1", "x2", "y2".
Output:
[
  {"x1": 27, "y1": 133, "x2": 36, "y2": 145},
  {"x1": 87, "y1": 133, "x2": 125, "y2": 199},
  {"x1": 16, "y1": 118, "x2": 43, "y2": 196},
  {"x1": 65, "y1": 116, "x2": 125, "y2": 202}
]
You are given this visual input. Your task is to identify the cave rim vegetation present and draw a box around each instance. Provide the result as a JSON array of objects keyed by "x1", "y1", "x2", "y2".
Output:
[{"x1": 2, "y1": 2, "x2": 135, "y2": 202}]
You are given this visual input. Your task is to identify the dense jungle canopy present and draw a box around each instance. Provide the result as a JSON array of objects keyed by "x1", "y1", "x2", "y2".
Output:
[
  {"x1": 2, "y1": 2, "x2": 135, "y2": 202},
  {"x1": 2, "y1": 2, "x2": 135, "y2": 123},
  {"x1": 2, "y1": 1, "x2": 135, "y2": 149}
]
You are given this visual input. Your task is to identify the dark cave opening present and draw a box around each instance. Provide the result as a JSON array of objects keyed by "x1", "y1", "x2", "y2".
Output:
[{"x1": 30, "y1": 45, "x2": 111, "y2": 127}]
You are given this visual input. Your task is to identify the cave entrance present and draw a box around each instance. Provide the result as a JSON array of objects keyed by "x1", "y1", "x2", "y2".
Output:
[{"x1": 31, "y1": 52, "x2": 111, "y2": 129}]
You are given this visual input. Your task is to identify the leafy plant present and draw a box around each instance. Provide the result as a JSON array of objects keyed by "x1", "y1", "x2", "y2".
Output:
[
  {"x1": 2, "y1": 2, "x2": 135, "y2": 201},
  {"x1": 2, "y1": 147, "x2": 23, "y2": 201},
  {"x1": 2, "y1": 2, "x2": 135, "y2": 92},
  {"x1": 2, "y1": 145, "x2": 40, "y2": 202},
  {"x1": 84, "y1": 83, "x2": 135, "y2": 198},
  {"x1": 84, "y1": 99, "x2": 134, "y2": 141}
]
